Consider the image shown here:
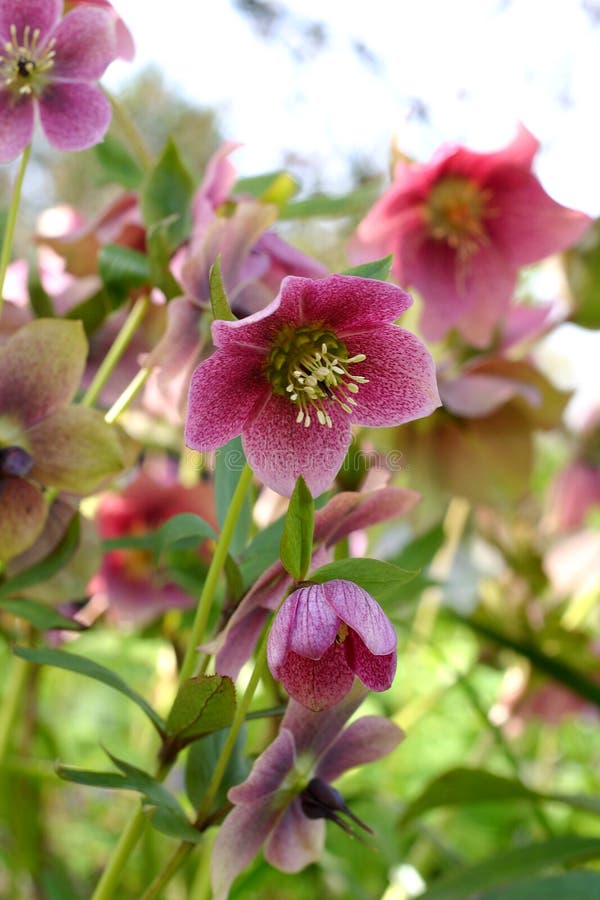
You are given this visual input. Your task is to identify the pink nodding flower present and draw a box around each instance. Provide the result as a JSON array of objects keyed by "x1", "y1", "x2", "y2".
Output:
[
  {"x1": 211, "y1": 684, "x2": 403, "y2": 900},
  {"x1": 0, "y1": 0, "x2": 120, "y2": 162},
  {"x1": 352, "y1": 125, "x2": 592, "y2": 348},
  {"x1": 267, "y1": 579, "x2": 397, "y2": 711},
  {"x1": 185, "y1": 273, "x2": 440, "y2": 497}
]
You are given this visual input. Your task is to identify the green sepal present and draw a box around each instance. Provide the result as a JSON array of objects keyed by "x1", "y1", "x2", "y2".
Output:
[
  {"x1": 342, "y1": 255, "x2": 393, "y2": 281},
  {"x1": 279, "y1": 475, "x2": 314, "y2": 581},
  {"x1": 209, "y1": 256, "x2": 237, "y2": 322}
]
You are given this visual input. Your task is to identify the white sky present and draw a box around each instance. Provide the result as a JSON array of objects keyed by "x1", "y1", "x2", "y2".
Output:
[{"x1": 105, "y1": 0, "x2": 600, "y2": 214}]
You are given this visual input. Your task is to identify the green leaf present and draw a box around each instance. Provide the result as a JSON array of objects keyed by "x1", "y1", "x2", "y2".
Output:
[
  {"x1": 98, "y1": 243, "x2": 150, "y2": 305},
  {"x1": 27, "y1": 257, "x2": 54, "y2": 317},
  {"x1": 309, "y1": 558, "x2": 418, "y2": 607},
  {"x1": 185, "y1": 726, "x2": 249, "y2": 813},
  {"x1": 341, "y1": 255, "x2": 393, "y2": 281},
  {"x1": 102, "y1": 512, "x2": 215, "y2": 559},
  {"x1": 215, "y1": 437, "x2": 251, "y2": 556},
  {"x1": 64, "y1": 286, "x2": 115, "y2": 335},
  {"x1": 234, "y1": 170, "x2": 299, "y2": 205},
  {"x1": 279, "y1": 185, "x2": 380, "y2": 220},
  {"x1": 13, "y1": 646, "x2": 165, "y2": 733},
  {"x1": 145, "y1": 219, "x2": 184, "y2": 299},
  {"x1": 279, "y1": 476, "x2": 314, "y2": 581},
  {"x1": 564, "y1": 223, "x2": 600, "y2": 329},
  {"x1": 209, "y1": 256, "x2": 236, "y2": 322},
  {"x1": 482, "y1": 872, "x2": 600, "y2": 899},
  {"x1": 239, "y1": 515, "x2": 286, "y2": 587},
  {"x1": 418, "y1": 836, "x2": 600, "y2": 900},
  {"x1": 0, "y1": 598, "x2": 83, "y2": 631},
  {"x1": 391, "y1": 522, "x2": 446, "y2": 571},
  {"x1": 0, "y1": 514, "x2": 80, "y2": 601},
  {"x1": 166, "y1": 675, "x2": 236, "y2": 742},
  {"x1": 141, "y1": 138, "x2": 195, "y2": 251},
  {"x1": 148, "y1": 806, "x2": 203, "y2": 843},
  {"x1": 94, "y1": 134, "x2": 144, "y2": 189}
]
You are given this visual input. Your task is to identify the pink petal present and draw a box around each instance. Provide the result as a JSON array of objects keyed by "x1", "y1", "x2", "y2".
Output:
[
  {"x1": 0, "y1": 92, "x2": 34, "y2": 163},
  {"x1": 192, "y1": 141, "x2": 241, "y2": 231},
  {"x1": 488, "y1": 168, "x2": 592, "y2": 266},
  {"x1": 0, "y1": 0, "x2": 61, "y2": 43},
  {"x1": 38, "y1": 82, "x2": 111, "y2": 151},
  {"x1": 317, "y1": 716, "x2": 404, "y2": 783},
  {"x1": 347, "y1": 326, "x2": 440, "y2": 427},
  {"x1": 229, "y1": 729, "x2": 296, "y2": 804},
  {"x1": 0, "y1": 319, "x2": 86, "y2": 427},
  {"x1": 323, "y1": 580, "x2": 396, "y2": 655},
  {"x1": 268, "y1": 585, "x2": 340, "y2": 674},
  {"x1": 214, "y1": 606, "x2": 270, "y2": 679},
  {"x1": 282, "y1": 681, "x2": 368, "y2": 758},
  {"x1": 144, "y1": 297, "x2": 201, "y2": 374},
  {"x1": 440, "y1": 373, "x2": 540, "y2": 418},
  {"x1": 242, "y1": 393, "x2": 352, "y2": 498},
  {"x1": 51, "y1": 6, "x2": 117, "y2": 79},
  {"x1": 212, "y1": 288, "x2": 295, "y2": 352},
  {"x1": 185, "y1": 349, "x2": 269, "y2": 451},
  {"x1": 265, "y1": 798, "x2": 325, "y2": 872},
  {"x1": 346, "y1": 635, "x2": 397, "y2": 691},
  {"x1": 319, "y1": 487, "x2": 420, "y2": 547},
  {"x1": 211, "y1": 799, "x2": 284, "y2": 900},
  {"x1": 278, "y1": 644, "x2": 355, "y2": 711},
  {"x1": 297, "y1": 274, "x2": 413, "y2": 331}
]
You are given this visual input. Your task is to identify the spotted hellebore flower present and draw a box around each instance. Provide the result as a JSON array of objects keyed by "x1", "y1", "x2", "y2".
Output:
[
  {"x1": 185, "y1": 274, "x2": 440, "y2": 497},
  {"x1": 352, "y1": 125, "x2": 592, "y2": 347},
  {"x1": 0, "y1": 319, "x2": 132, "y2": 562},
  {"x1": 268, "y1": 579, "x2": 397, "y2": 711},
  {"x1": 211, "y1": 683, "x2": 403, "y2": 900},
  {"x1": 0, "y1": 0, "x2": 119, "y2": 163}
]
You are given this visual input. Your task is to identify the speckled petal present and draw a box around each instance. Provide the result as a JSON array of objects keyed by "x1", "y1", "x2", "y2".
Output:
[
  {"x1": 0, "y1": 91, "x2": 34, "y2": 164},
  {"x1": 278, "y1": 644, "x2": 355, "y2": 711},
  {"x1": 317, "y1": 715, "x2": 404, "y2": 782},
  {"x1": 185, "y1": 348, "x2": 269, "y2": 451},
  {"x1": 0, "y1": 477, "x2": 46, "y2": 562},
  {"x1": 38, "y1": 82, "x2": 111, "y2": 151},
  {"x1": 265, "y1": 798, "x2": 325, "y2": 872},
  {"x1": 51, "y1": 6, "x2": 117, "y2": 79},
  {"x1": 229, "y1": 728, "x2": 296, "y2": 804},
  {"x1": 242, "y1": 393, "x2": 352, "y2": 498},
  {"x1": 0, "y1": 0, "x2": 61, "y2": 43},
  {"x1": 323, "y1": 580, "x2": 397, "y2": 655},
  {"x1": 347, "y1": 326, "x2": 440, "y2": 427},
  {"x1": 346, "y1": 634, "x2": 397, "y2": 692},
  {"x1": 268, "y1": 585, "x2": 339, "y2": 676},
  {"x1": 0, "y1": 319, "x2": 86, "y2": 427}
]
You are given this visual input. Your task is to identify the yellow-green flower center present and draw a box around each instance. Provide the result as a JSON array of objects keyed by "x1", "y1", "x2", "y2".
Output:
[
  {"x1": 264, "y1": 323, "x2": 368, "y2": 428},
  {"x1": 0, "y1": 24, "x2": 56, "y2": 95},
  {"x1": 425, "y1": 175, "x2": 492, "y2": 261}
]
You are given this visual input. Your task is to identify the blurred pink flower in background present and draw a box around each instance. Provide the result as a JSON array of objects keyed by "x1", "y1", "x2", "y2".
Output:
[
  {"x1": 352, "y1": 125, "x2": 591, "y2": 347},
  {"x1": 65, "y1": 0, "x2": 134, "y2": 61},
  {"x1": 0, "y1": 0, "x2": 120, "y2": 161},
  {"x1": 88, "y1": 458, "x2": 216, "y2": 624}
]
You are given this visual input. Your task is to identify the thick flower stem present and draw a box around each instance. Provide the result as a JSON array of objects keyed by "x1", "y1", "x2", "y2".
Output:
[
  {"x1": 81, "y1": 295, "x2": 150, "y2": 408},
  {"x1": 0, "y1": 654, "x2": 30, "y2": 766},
  {"x1": 104, "y1": 366, "x2": 151, "y2": 424},
  {"x1": 0, "y1": 144, "x2": 31, "y2": 320},
  {"x1": 139, "y1": 841, "x2": 195, "y2": 900},
  {"x1": 178, "y1": 462, "x2": 254, "y2": 684}
]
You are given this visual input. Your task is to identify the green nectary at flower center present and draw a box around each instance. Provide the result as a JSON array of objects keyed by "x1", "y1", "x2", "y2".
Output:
[
  {"x1": 0, "y1": 24, "x2": 56, "y2": 95},
  {"x1": 425, "y1": 175, "x2": 492, "y2": 259},
  {"x1": 264, "y1": 323, "x2": 368, "y2": 428}
]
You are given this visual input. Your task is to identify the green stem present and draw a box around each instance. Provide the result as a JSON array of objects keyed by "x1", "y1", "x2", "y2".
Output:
[
  {"x1": 196, "y1": 626, "x2": 269, "y2": 823},
  {"x1": 0, "y1": 654, "x2": 30, "y2": 766},
  {"x1": 104, "y1": 366, "x2": 151, "y2": 424},
  {"x1": 178, "y1": 462, "x2": 254, "y2": 683},
  {"x1": 90, "y1": 807, "x2": 148, "y2": 900},
  {"x1": 103, "y1": 89, "x2": 154, "y2": 172},
  {"x1": 81, "y1": 295, "x2": 150, "y2": 408},
  {"x1": 0, "y1": 144, "x2": 31, "y2": 320},
  {"x1": 139, "y1": 841, "x2": 194, "y2": 900}
]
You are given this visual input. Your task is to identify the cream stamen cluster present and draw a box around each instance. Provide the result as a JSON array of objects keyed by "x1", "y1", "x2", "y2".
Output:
[
  {"x1": 266, "y1": 324, "x2": 368, "y2": 429},
  {"x1": 0, "y1": 24, "x2": 56, "y2": 94},
  {"x1": 425, "y1": 175, "x2": 493, "y2": 263}
]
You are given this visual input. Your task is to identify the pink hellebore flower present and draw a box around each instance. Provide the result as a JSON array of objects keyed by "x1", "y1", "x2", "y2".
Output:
[
  {"x1": 211, "y1": 683, "x2": 403, "y2": 900},
  {"x1": 353, "y1": 125, "x2": 592, "y2": 347},
  {"x1": 65, "y1": 0, "x2": 134, "y2": 61},
  {"x1": 0, "y1": 0, "x2": 119, "y2": 163},
  {"x1": 268, "y1": 579, "x2": 397, "y2": 711},
  {"x1": 185, "y1": 274, "x2": 440, "y2": 497}
]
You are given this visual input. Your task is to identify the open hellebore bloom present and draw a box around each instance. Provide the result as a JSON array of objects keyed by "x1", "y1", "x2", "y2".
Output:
[
  {"x1": 185, "y1": 274, "x2": 440, "y2": 497},
  {"x1": 0, "y1": 319, "x2": 132, "y2": 562},
  {"x1": 0, "y1": 0, "x2": 119, "y2": 162},
  {"x1": 352, "y1": 125, "x2": 592, "y2": 347},
  {"x1": 211, "y1": 684, "x2": 403, "y2": 900},
  {"x1": 268, "y1": 579, "x2": 397, "y2": 710}
]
